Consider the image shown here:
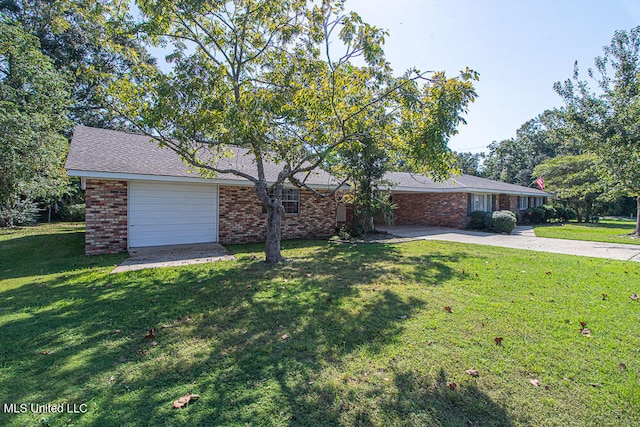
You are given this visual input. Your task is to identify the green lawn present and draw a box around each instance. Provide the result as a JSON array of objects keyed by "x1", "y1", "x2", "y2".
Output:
[
  {"x1": 533, "y1": 218, "x2": 640, "y2": 245},
  {"x1": 1, "y1": 223, "x2": 639, "y2": 426}
]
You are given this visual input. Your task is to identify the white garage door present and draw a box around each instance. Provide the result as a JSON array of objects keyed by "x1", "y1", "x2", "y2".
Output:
[{"x1": 129, "y1": 181, "x2": 218, "y2": 247}]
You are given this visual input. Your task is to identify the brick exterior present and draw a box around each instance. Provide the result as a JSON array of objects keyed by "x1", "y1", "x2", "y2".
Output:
[
  {"x1": 392, "y1": 192, "x2": 469, "y2": 228},
  {"x1": 218, "y1": 186, "x2": 337, "y2": 244},
  {"x1": 85, "y1": 179, "x2": 128, "y2": 255},
  {"x1": 498, "y1": 194, "x2": 518, "y2": 211}
]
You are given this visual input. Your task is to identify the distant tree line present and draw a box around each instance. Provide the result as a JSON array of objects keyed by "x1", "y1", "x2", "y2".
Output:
[
  {"x1": 454, "y1": 26, "x2": 640, "y2": 228},
  {"x1": 0, "y1": 0, "x2": 153, "y2": 225}
]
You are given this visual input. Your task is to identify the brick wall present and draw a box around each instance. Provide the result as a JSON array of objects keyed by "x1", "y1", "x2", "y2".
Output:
[
  {"x1": 392, "y1": 192, "x2": 469, "y2": 228},
  {"x1": 498, "y1": 194, "x2": 518, "y2": 211},
  {"x1": 85, "y1": 179, "x2": 128, "y2": 255},
  {"x1": 218, "y1": 186, "x2": 337, "y2": 244}
]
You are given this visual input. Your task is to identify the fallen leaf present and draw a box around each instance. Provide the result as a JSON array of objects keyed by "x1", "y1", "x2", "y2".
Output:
[
  {"x1": 580, "y1": 321, "x2": 587, "y2": 329},
  {"x1": 494, "y1": 337, "x2": 504, "y2": 346},
  {"x1": 173, "y1": 393, "x2": 200, "y2": 409},
  {"x1": 161, "y1": 324, "x2": 171, "y2": 329},
  {"x1": 619, "y1": 362, "x2": 627, "y2": 371},
  {"x1": 589, "y1": 383, "x2": 602, "y2": 388},
  {"x1": 143, "y1": 328, "x2": 155, "y2": 340},
  {"x1": 305, "y1": 273, "x2": 312, "y2": 278},
  {"x1": 150, "y1": 299, "x2": 158, "y2": 303},
  {"x1": 530, "y1": 378, "x2": 541, "y2": 387},
  {"x1": 581, "y1": 328, "x2": 592, "y2": 337},
  {"x1": 186, "y1": 315, "x2": 192, "y2": 322},
  {"x1": 602, "y1": 293, "x2": 608, "y2": 300},
  {"x1": 448, "y1": 382, "x2": 457, "y2": 390},
  {"x1": 444, "y1": 306, "x2": 453, "y2": 313},
  {"x1": 545, "y1": 271, "x2": 551, "y2": 275},
  {"x1": 109, "y1": 376, "x2": 115, "y2": 382},
  {"x1": 281, "y1": 334, "x2": 290, "y2": 340},
  {"x1": 41, "y1": 350, "x2": 52, "y2": 355},
  {"x1": 136, "y1": 349, "x2": 147, "y2": 355},
  {"x1": 631, "y1": 293, "x2": 638, "y2": 301},
  {"x1": 397, "y1": 315, "x2": 408, "y2": 319},
  {"x1": 465, "y1": 368, "x2": 479, "y2": 377},
  {"x1": 112, "y1": 329, "x2": 122, "y2": 334},
  {"x1": 149, "y1": 341, "x2": 158, "y2": 346}
]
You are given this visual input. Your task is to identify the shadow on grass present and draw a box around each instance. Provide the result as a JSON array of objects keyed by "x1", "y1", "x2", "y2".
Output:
[
  {"x1": 0, "y1": 237, "x2": 510, "y2": 426},
  {"x1": 0, "y1": 230, "x2": 124, "y2": 280}
]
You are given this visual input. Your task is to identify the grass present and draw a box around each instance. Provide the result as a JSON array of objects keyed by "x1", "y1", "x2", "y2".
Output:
[
  {"x1": 533, "y1": 218, "x2": 640, "y2": 245},
  {"x1": 1, "y1": 223, "x2": 639, "y2": 426}
]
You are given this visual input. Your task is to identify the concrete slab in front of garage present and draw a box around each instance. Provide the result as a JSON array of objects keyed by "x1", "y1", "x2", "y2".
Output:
[{"x1": 111, "y1": 243, "x2": 234, "y2": 273}]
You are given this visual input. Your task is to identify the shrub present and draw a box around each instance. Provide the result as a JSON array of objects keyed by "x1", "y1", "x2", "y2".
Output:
[
  {"x1": 60, "y1": 203, "x2": 85, "y2": 222},
  {"x1": 553, "y1": 206, "x2": 576, "y2": 222},
  {"x1": 468, "y1": 211, "x2": 489, "y2": 230},
  {"x1": 541, "y1": 205, "x2": 556, "y2": 222},
  {"x1": 527, "y1": 206, "x2": 546, "y2": 224},
  {"x1": 485, "y1": 210, "x2": 517, "y2": 234},
  {"x1": 0, "y1": 199, "x2": 40, "y2": 227}
]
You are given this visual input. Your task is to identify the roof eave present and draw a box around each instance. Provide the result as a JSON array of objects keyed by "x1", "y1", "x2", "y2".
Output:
[
  {"x1": 388, "y1": 185, "x2": 552, "y2": 197},
  {"x1": 66, "y1": 169, "x2": 347, "y2": 190}
]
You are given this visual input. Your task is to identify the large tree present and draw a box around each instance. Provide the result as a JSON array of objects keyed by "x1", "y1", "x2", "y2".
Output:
[
  {"x1": 483, "y1": 109, "x2": 578, "y2": 186},
  {"x1": 533, "y1": 154, "x2": 618, "y2": 222},
  {"x1": 0, "y1": 20, "x2": 70, "y2": 226},
  {"x1": 0, "y1": 0, "x2": 154, "y2": 129},
  {"x1": 555, "y1": 26, "x2": 640, "y2": 234},
  {"x1": 453, "y1": 151, "x2": 484, "y2": 176},
  {"x1": 107, "y1": 0, "x2": 477, "y2": 262}
]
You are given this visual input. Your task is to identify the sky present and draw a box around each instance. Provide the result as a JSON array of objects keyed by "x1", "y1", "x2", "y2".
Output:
[{"x1": 343, "y1": 0, "x2": 640, "y2": 153}]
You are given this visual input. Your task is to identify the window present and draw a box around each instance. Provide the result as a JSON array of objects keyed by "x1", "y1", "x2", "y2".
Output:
[
  {"x1": 518, "y1": 196, "x2": 528, "y2": 210},
  {"x1": 262, "y1": 189, "x2": 300, "y2": 214},
  {"x1": 534, "y1": 196, "x2": 544, "y2": 207},
  {"x1": 281, "y1": 189, "x2": 300, "y2": 214},
  {"x1": 468, "y1": 193, "x2": 493, "y2": 213}
]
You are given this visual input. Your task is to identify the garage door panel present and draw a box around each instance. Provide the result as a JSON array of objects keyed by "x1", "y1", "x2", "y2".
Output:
[{"x1": 129, "y1": 181, "x2": 218, "y2": 247}]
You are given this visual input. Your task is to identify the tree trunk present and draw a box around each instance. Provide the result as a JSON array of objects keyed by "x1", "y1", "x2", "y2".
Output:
[
  {"x1": 256, "y1": 181, "x2": 285, "y2": 263},
  {"x1": 571, "y1": 203, "x2": 581, "y2": 223},
  {"x1": 635, "y1": 195, "x2": 640, "y2": 236},
  {"x1": 265, "y1": 201, "x2": 284, "y2": 263}
]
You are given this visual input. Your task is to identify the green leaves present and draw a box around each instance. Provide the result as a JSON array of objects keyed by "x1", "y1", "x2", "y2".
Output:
[
  {"x1": 105, "y1": 0, "x2": 477, "y2": 259},
  {"x1": 0, "y1": 21, "x2": 71, "y2": 223},
  {"x1": 555, "y1": 26, "x2": 640, "y2": 195}
]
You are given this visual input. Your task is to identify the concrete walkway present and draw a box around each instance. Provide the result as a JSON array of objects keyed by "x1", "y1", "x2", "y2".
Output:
[
  {"x1": 111, "y1": 243, "x2": 234, "y2": 273},
  {"x1": 376, "y1": 225, "x2": 640, "y2": 262}
]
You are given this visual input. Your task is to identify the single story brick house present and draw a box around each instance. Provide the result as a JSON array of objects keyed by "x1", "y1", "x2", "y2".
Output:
[{"x1": 66, "y1": 126, "x2": 551, "y2": 255}]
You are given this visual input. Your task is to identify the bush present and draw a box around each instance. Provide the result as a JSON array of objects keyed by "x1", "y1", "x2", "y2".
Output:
[
  {"x1": 485, "y1": 210, "x2": 517, "y2": 234},
  {"x1": 553, "y1": 206, "x2": 576, "y2": 222},
  {"x1": 60, "y1": 203, "x2": 85, "y2": 221},
  {"x1": 468, "y1": 211, "x2": 489, "y2": 230},
  {"x1": 527, "y1": 206, "x2": 546, "y2": 224},
  {"x1": 0, "y1": 199, "x2": 40, "y2": 227}
]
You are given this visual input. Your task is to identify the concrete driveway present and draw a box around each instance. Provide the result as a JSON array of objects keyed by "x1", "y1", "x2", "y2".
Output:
[{"x1": 376, "y1": 225, "x2": 640, "y2": 262}]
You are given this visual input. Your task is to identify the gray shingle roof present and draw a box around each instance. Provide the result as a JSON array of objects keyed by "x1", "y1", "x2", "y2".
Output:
[
  {"x1": 66, "y1": 126, "x2": 551, "y2": 197},
  {"x1": 384, "y1": 171, "x2": 551, "y2": 196},
  {"x1": 65, "y1": 126, "x2": 339, "y2": 188}
]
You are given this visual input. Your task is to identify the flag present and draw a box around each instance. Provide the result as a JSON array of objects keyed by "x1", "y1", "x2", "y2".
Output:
[{"x1": 535, "y1": 176, "x2": 545, "y2": 191}]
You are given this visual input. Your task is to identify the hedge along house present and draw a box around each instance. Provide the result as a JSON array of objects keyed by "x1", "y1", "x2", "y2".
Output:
[
  {"x1": 65, "y1": 126, "x2": 342, "y2": 255},
  {"x1": 66, "y1": 126, "x2": 552, "y2": 255},
  {"x1": 384, "y1": 172, "x2": 551, "y2": 229}
]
